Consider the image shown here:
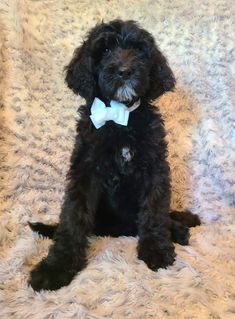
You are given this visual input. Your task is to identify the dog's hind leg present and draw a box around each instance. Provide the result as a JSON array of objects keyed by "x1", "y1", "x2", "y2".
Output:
[
  {"x1": 170, "y1": 220, "x2": 189, "y2": 245},
  {"x1": 170, "y1": 210, "x2": 201, "y2": 227},
  {"x1": 170, "y1": 210, "x2": 200, "y2": 246}
]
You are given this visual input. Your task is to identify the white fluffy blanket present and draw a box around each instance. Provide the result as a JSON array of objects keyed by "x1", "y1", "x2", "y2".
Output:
[{"x1": 0, "y1": 1, "x2": 234, "y2": 318}]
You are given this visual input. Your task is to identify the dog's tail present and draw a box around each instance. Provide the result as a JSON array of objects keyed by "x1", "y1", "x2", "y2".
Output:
[
  {"x1": 170, "y1": 210, "x2": 201, "y2": 227},
  {"x1": 28, "y1": 221, "x2": 58, "y2": 239}
]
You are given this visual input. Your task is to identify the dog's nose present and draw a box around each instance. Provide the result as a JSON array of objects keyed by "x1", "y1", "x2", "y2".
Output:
[{"x1": 118, "y1": 67, "x2": 132, "y2": 79}]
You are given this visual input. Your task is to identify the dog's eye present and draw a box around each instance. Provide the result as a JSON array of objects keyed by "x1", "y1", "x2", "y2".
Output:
[{"x1": 105, "y1": 48, "x2": 112, "y2": 53}]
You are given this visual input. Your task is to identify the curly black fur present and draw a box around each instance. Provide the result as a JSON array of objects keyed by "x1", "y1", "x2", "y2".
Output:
[{"x1": 29, "y1": 19, "x2": 200, "y2": 291}]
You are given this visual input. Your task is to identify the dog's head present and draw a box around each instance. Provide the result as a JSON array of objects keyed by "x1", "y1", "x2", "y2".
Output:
[{"x1": 65, "y1": 20, "x2": 175, "y2": 104}]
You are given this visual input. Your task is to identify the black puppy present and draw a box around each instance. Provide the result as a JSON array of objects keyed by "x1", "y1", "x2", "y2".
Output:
[{"x1": 29, "y1": 20, "x2": 200, "y2": 291}]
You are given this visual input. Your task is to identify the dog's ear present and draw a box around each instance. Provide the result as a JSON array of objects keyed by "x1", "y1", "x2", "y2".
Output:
[
  {"x1": 65, "y1": 43, "x2": 96, "y2": 103},
  {"x1": 145, "y1": 46, "x2": 176, "y2": 101}
]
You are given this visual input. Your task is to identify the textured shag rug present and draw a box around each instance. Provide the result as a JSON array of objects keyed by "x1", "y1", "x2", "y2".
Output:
[{"x1": 0, "y1": 1, "x2": 234, "y2": 318}]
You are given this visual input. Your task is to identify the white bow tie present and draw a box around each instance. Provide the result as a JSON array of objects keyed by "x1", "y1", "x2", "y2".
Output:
[{"x1": 90, "y1": 97, "x2": 140, "y2": 129}]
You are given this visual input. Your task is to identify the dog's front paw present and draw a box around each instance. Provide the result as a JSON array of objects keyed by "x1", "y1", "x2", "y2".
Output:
[
  {"x1": 137, "y1": 238, "x2": 176, "y2": 271},
  {"x1": 29, "y1": 260, "x2": 76, "y2": 291}
]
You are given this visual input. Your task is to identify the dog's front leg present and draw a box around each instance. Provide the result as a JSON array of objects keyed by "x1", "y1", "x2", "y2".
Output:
[
  {"x1": 29, "y1": 177, "x2": 99, "y2": 291},
  {"x1": 137, "y1": 193, "x2": 176, "y2": 271}
]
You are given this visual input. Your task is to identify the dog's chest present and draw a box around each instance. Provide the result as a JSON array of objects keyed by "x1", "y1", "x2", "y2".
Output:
[
  {"x1": 121, "y1": 146, "x2": 133, "y2": 162},
  {"x1": 95, "y1": 142, "x2": 136, "y2": 177},
  {"x1": 86, "y1": 111, "x2": 154, "y2": 177}
]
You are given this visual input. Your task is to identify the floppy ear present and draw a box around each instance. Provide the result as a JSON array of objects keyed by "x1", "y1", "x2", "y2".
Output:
[
  {"x1": 65, "y1": 43, "x2": 96, "y2": 103},
  {"x1": 145, "y1": 46, "x2": 176, "y2": 101}
]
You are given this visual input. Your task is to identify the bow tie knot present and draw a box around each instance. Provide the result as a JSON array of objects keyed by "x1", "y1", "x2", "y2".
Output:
[{"x1": 90, "y1": 98, "x2": 140, "y2": 129}]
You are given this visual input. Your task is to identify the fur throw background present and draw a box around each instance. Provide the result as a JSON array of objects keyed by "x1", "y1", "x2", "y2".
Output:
[{"x1": 0, "y1": 0, "x2": 234, "y2": 318}]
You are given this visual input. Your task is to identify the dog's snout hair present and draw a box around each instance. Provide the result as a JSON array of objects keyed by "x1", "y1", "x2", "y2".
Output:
[{"x1": 102, "y1": 49, "x2": 136, "y2": 77}]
